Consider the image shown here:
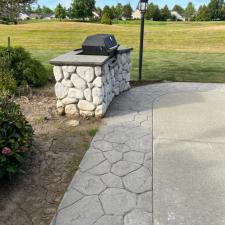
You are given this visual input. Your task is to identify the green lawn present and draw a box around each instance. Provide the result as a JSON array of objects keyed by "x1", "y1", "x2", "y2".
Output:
[{"x1": 1, "y1": 20, "x2": 225, "y2": 82}]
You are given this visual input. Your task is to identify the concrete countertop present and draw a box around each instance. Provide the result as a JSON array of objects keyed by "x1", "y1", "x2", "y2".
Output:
[{"x1": 49, "y1": 46, "x2": 133, "y2": 66}]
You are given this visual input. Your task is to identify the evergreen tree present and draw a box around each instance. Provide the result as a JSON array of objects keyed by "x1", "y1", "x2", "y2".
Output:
[
  {"x1": 208, "y1": 0, "x2": 224, "y2": 20},
  {"x1": 146, "y1": 3, "x2": 161, "y2": 21},
  {"x1": 102, "y1": 5, "x2": 113, "y2": 19},
  {"x1": 101, "y1": 11, "x2": 112, "y2": 24},
  {"x1": 115, "y1": 3, "x2": 123, "y2": 20},
  {"x1": 195, "y1": 5, "x2": 211, "y2": 21},
  {"x1": 70, "y1": 0, "x2": 95, "y2": 20},
  {"x1": 220, "y1": 5, "x2": 225, "y2": 20},
  {"x1": 160, "y1": 5, "x2": 171, "y2": 21},
  {"x1": 67, "y1": 7, "x2": 73, "y2": 19},
  {"x1": 122, "y1": 3, "x2": 133, "y2": 19},
  {"x1": 55, "y1": 4, "x2": 66, "y2": 21},
  {"x1": 111, "y1": 6, "x2": 116, "y2": 19},
  {"x1": 184, "y1": 2, "x2": 196, "y2": 20},
  {"x1": 172, "y1": 4, "x2": 185, "y2": 16}
]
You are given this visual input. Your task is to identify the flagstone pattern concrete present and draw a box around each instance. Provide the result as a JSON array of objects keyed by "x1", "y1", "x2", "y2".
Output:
[{"x1": 51, "y1": 82, "x2": 225, "y2": 225}]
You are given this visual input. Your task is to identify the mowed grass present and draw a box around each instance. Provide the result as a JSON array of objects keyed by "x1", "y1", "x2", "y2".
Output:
[{"x1": 1, "y1": 20, "x2": 225, "y2": 82}]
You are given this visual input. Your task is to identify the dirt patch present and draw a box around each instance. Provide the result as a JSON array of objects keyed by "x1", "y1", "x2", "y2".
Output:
[{"x1": 0, "y1": 84, "x2": 100, "y2": 225}]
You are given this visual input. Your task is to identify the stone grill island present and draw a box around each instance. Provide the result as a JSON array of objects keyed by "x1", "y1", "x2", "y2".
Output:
[{"x1": 50, "y1": 46, "x2": 132, "y2": 117}]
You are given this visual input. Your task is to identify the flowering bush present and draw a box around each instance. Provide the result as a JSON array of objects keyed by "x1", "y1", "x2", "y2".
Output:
[{"x1": 0, "y1": 96, "x2": 33, "y2": 178}]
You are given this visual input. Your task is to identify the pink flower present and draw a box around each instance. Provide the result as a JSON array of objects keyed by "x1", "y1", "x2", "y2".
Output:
[{"x1": 2, "y1": 147, "x2": 12, "y2": 156}]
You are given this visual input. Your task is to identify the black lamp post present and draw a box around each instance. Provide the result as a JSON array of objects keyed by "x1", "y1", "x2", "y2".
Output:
[{"x1": 138, "y1": 0, "x2": 148, "y2": 81}]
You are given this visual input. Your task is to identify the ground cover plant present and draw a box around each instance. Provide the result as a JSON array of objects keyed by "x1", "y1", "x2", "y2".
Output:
[
  {"x1": 0, "y1": 96, "x2": 33, "y2": 178},
  {"x1": 1, "y1": 20, "x2": 225, "y2": 82}
]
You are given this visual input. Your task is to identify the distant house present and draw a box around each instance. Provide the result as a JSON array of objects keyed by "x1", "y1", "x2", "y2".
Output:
[
  {"x1": 171, "y1": 11, "x2": 185, "y2": 21},
  {"x1": 18, "y1": 13, "x2": 30, "y2": 20},
  {"x1": 132, "y1": 9, "x2": 141, "y2": 19},
  {"x1": 42, "y1": 14, "x2": 55, "y2": 20},
  {"x1": 92, "y1": 11, "x2": 100, "y2": 19},
  {"x1": 29, "y1": 13, "x2": 42, "y2": 19}
]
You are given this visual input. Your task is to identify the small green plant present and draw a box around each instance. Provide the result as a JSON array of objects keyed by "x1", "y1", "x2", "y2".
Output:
[
  {"x1": 0, "y1": 96, "x2": 34, "y2": 178},
  {"x1": 81, "y1": 142, "x2": 90, "y2": 150},
  {"x1": 101, "y1": 12, "x2": 112, "y2": 25},
  {"x1": 69, "y1": 158, "x2": 80, "y2": 175},
  {"x1": 0, "y1": 47, "x2": 48, "y2": 87},
  {"x1": 87, "y1": 128, "x2": 98, "y2": 137}
]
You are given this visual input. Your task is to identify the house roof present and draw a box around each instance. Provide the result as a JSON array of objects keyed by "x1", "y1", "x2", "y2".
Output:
[
  {"x1": 29, "y1": 13, "x2": 42, "y2": 18},
  {"x1": 171, "y1": 11, "x2": 185, "y2": 21}
]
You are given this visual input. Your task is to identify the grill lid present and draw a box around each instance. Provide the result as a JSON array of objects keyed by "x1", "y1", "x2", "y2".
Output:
[{"x1": 82, "y1": 34, "x2": 119, "y2": 56}]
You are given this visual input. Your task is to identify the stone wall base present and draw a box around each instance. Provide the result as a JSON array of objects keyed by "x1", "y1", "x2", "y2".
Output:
[{"x1": 53, "y1": 52, "x2": 131, "y2": 117}]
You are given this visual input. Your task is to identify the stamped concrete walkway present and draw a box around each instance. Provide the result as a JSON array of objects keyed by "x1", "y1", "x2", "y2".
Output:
[{"x1": 51, "y1": 82, "x2": 225, "y2": 225}]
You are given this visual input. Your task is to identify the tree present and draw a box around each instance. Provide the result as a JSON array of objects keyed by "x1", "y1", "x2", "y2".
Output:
[
  {"x1": 26, "y1": 4, "x2": 33, "y2": 13},
  {"x1": 111, "y1": 6, "x2": 116, "y2": 19},
  {"x1": 32, "y1": 5, "x2": 53, "y2": 14},
  {"x1": 115, "y1": 3, "x2": 123, "y2": 20},
  {"x1": 66, "y1": 7, "x2": 73, "y2": 19},
  {"x1": 122, "y1": 3, "x2": 133, "y2": 19},
  {"x1": 101, "y1": 12, "x2": 112, "y2": 24},
  {"x1": 195, "y1": 5, "x2": 211, "y2": 21},
  {"x1": 0, "y1": 0, "x2": 36, "y2": 23},
  {"x1": 160, "y1": 5, "x2": 171, "y2": 21},
  {"x1": 172, "y1": 4, "x2": 185, "y2": 16},
  {"x1": 208, "y1": 0, "x2": 224, "y2": 20},
  {"x1": 42, "y1": 6, "x2": 53, "y2": 14},
  {"x1": 55, "y1": 4, "x2": 66, "y2": 21},
  {"x1": 146, "y1": 3, "x2": 161, "y2": 21},
  {"x1": 184, "y1": 2, "x2": 196, "y2": 20},
  {"x1": 70, "y1": 0, "x2": 95, "y2": 20},
  {"x1": 102, "y1": 5, "x2": 113, "y2": 19},
  {"x1": 34, "y1": 4, "x2": 42, "y2": 14},
  {"x1": 220, "y1": 5, "x2": 225, "y2": 20}
]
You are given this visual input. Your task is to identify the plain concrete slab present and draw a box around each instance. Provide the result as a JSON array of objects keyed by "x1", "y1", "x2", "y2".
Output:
[
  {"x1": 154, "y1": 139, "x2": 225, "y2": 225},
  {"x1": 154, "y1": 91, "x2": 225, "y2": 143},
  {"x1": 153, "y1": 91, "x2": 225, "y2": 225}
]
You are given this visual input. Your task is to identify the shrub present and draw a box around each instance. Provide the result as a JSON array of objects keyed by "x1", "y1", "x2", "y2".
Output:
[
  {"x1": 101, "y1": 12, "x2": 112, "y2": 25},
  {"x1": 0, "y1": 96, "x2": 33, "y2": 178},
  {"x1": 0, "y1": 58, "x2": 17, "y2": 96},
  {"x1": 0, "y1": 47, "x2": 48, "y2": 87}
]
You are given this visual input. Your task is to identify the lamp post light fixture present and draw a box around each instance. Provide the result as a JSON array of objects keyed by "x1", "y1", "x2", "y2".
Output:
[{"x1": 138, "y1": 0, "x2": 148, "y2": 81}]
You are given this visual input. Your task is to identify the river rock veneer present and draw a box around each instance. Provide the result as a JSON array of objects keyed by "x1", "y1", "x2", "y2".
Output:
[{"x1": 50, "y1": 46, "x2": 132, "y2": 117}]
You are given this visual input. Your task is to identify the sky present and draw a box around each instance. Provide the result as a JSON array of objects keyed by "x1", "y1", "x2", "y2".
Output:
[{"x1": 36, "y1": 0, "x2": 210, "y2": 10}]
